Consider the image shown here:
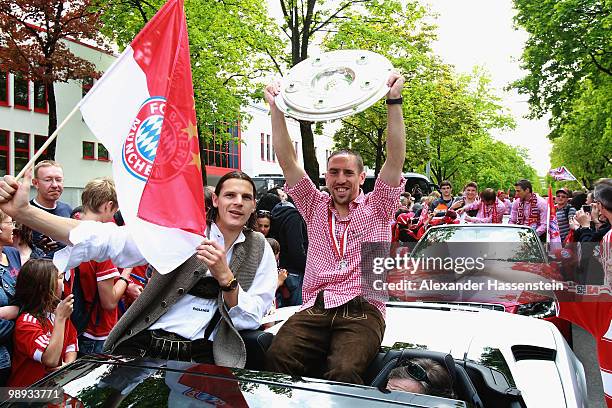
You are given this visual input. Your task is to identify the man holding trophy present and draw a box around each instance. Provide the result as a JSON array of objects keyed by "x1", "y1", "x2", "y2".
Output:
[{"x1": 264, "y1": 53, "x2": 406, "y2": 385}]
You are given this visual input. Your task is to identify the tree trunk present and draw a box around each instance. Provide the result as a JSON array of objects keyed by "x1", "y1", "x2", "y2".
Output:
[
  {"x1": 46, "y1": 81, "x2": 58, "y2": 161},
  {"x1": 299, "y1": 121, "x2": 320, "y2": 187},
  {"x1": 373, "y1": 128, "x2": 384, "y2": 179}
]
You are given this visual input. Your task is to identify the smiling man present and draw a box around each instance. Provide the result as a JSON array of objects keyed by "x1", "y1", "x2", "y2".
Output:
[
  {"x1": 263, "y1": 73, "x2": 406, "y2": 384},
  {"x1": 0, "y1": 170, "x2": 277, "y2": 367},
  {"x1": 509, "y1": 179, "x2": 548, "y2": 242}
]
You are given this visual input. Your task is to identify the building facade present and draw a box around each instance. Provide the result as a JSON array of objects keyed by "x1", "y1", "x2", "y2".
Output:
[
  {"x1": 237, "y1": 102, "x2": 335, "y2": 184},
  {"x1": 0, "y1": 39, "x2": 116, "y2": 206}
]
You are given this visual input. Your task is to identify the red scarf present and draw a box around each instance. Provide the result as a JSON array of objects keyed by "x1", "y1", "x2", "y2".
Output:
[
  {"x1": 481, "y1": 199, "x2": 503, "y2": 223},
  {"x1": 516, "y1": 193, "x2": 540, "y2": 226}
]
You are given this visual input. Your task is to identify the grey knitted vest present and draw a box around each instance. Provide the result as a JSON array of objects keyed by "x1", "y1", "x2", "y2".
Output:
[{"x1": 104, "y1": 229, "x2": 266, "y2": 368}]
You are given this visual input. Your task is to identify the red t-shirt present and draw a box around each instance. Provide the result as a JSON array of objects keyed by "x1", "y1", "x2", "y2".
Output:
[
  {"x1": 66, "y1": 260, "x2": 119, "y2": 339},
  {"x1": 558, "y1": 300, "x2": 612, "y2": 407},
  {"x1": 8, "y1": 313, "x2": 78, "y2": 387}
]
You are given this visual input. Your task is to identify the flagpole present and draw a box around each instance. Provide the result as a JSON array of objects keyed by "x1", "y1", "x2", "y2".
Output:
[
  {"x1": 546, "y1": 185, "x2": 551, "y2": 244},
  {"x1": 15, "y1": 100, "x2": 84, "y2": 180}
]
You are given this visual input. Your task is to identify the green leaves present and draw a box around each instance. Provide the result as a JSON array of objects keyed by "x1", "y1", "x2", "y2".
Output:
[
  {"x1": 327, "y1": 1, "x2": 530, "y2": 188},
  {"x1": 549, "y1": 78, "x2": 612, "y2": 188},
  {"x1": 512, "y1": 0, "x2": 611, "y2": 184},
  {"x1": 99, "y1": 0, "x2": 284, "y2": 145}
]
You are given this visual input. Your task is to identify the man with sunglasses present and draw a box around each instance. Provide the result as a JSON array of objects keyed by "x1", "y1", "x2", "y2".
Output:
[
  {"x1": 555, "y1": 188, "x2": 576, "y2": 243},
  {"x1": 387, "y1": 358, "x2": 455, "y2": 399}
]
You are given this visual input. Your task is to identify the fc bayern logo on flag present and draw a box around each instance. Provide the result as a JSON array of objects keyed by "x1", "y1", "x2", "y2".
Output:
[{"x1": 122, "y1": 96, "x2": 166, "y2": 181}]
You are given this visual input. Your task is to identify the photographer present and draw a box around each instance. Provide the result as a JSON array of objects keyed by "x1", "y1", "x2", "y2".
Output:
[
  {"x1": 570, "y1": 201, "x2": 611, "y2": 244},
  {"x1": 568, "y1": 183, "x2": 612, "y2": 285}
]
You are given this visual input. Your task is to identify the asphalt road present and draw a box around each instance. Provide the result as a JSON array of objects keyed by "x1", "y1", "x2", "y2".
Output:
[{"x1": 572, "y1": 324, "x2": 605, "y2": 407}]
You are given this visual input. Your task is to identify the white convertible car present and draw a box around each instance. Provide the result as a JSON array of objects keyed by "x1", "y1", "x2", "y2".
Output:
[{"x1": 264, "y1": 302, "x2": 588, "y2": 407}]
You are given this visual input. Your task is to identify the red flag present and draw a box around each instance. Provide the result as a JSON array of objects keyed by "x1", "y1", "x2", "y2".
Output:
[
  {"x1": 547, "y1": 185, "x2": 561, "y2": 245},
  {"x1": 80, "y1": 0, "x2": 205, "y2": 273},
  {"x1": 136, "y1": 0, "x2": 205, "y2": 235}
]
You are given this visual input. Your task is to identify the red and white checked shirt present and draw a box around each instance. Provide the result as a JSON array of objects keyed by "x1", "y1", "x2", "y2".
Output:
[{"x1": 286, "y1": 175, "x2": 405, "y2": 316}]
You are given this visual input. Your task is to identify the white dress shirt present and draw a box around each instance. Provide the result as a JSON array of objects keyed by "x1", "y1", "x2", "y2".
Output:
[{"x1": 54, "y1": 221, "x2": 277, "y2": 340}]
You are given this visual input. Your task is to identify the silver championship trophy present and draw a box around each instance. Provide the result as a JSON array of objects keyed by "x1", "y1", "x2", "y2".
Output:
[{"x1": 275, "y1": 50, "x2": 394, "y2": 122}]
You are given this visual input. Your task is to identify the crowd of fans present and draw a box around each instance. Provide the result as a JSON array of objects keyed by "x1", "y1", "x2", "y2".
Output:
[{"x1": 391, "y1": 178, "x2": 610, "y2": 248}]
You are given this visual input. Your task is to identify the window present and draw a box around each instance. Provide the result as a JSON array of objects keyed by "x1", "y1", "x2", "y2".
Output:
[
  {"x1": 0, "y1": 130, "x2": 8, "y2": 176},
  {"x1": 34, "y1": 135, "x2": 52, "y2": 162},
  {"x1": 13, "y1": 75, "x2": 29, "y2": 109},
  {"x1": 0, "y1": 72, "x2": 8, "y2": 106},
  {"x1": 98, "y1": 143, "x2": 109, "y2": 161},
  {"x1": 14, "y1": 132, "x2": 30, "y2": 175},
  {"x1": 266, "y1": 134, "x2": 271, "y2": 161},
  {"x1": 33, "y1": 81, "x2": 47, "y2": 112},
  {"x1": 82, "y1": 141, "x2": 95, "y2": 160},
  {"x1": 203, "y1": 125, "x2": 240, "y2": 170},
  {"x1": 260, "y1": 133, "x2": 265, "y2": 160},
  {"x1": 82, "y1": 77, "x2": 94, "y2": 97},
  {"x1": 228, "y1": 139, "x2": 239, "y2": 168}
]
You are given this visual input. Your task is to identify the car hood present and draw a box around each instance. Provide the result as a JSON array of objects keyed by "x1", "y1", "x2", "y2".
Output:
[
  {"x1": 382, "y1": 304, "x2": 570, "y2": 408},
  {"x1": 265, "y1": 303, "x2": 580, "y2": 408}
]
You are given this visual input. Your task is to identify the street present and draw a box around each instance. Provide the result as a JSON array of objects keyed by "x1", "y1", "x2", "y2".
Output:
[{"x1": 573, "y1": 324, "x2": 605, "y2": 407}]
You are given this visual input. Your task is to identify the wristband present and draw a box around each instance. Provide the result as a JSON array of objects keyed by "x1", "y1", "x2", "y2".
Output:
[
  {"x1": 118, "y1": 276, "x2": 130, "y2": 285},
  {"x1": 386, "y1": 97, "x2": 403, "y2": 105}
]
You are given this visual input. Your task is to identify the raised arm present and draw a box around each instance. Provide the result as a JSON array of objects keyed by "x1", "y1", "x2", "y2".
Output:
[
  {"x1": 264, "y1": 83, "x2": 306, "y2": 188},
  {"x1": 378, "y1": 73, "x2": 406, "y2": 187},
  {"x1": 0, "y1": 171, "x2": 78, "y2": 244}
]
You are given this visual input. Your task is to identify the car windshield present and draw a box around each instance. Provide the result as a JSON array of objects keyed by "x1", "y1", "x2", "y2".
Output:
[{"x1": 412, "y1": 226, "x2": 545, "y2": 263}]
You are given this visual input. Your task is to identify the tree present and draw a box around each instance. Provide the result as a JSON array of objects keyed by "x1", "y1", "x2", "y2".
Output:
[
  {"x1": 512, "y1": 0, "x2": 611, "y2": 185},
  {"x1": 271, "y1": 0, "x2": 431, "y2": 186},
  {"x1": 426, "y1": 70, "x2": 521, "y2": 189},
  {"x1": 98, "y1": 0, "x2": 283, "y2": 182},
  {"x1": 467, "y1": 138, "x2": 538, "y2": 192},
  {"x1": 323, "y1": 0, "x2": 436, "y2": 178},
  {"x1": 512, "y1": 0, "x2": 611, "y2": 127},
  {"x1": 549, "y1": 78, "x2": 612, "y2": 188},
  {"x1": 0, "y1": 0, "x2": 107, "y2": 159},
  {"x1": 334, "y1": 62, "x2": 529, "y2": 191}
]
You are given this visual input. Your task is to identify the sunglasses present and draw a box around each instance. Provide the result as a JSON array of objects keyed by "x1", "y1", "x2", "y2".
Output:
[
  {"x1": 257, "y1": 210, "x2": 271, "y2": 216},
  {"x1": 403, "y1": 360, "x2": 430, "y2": 384}
]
